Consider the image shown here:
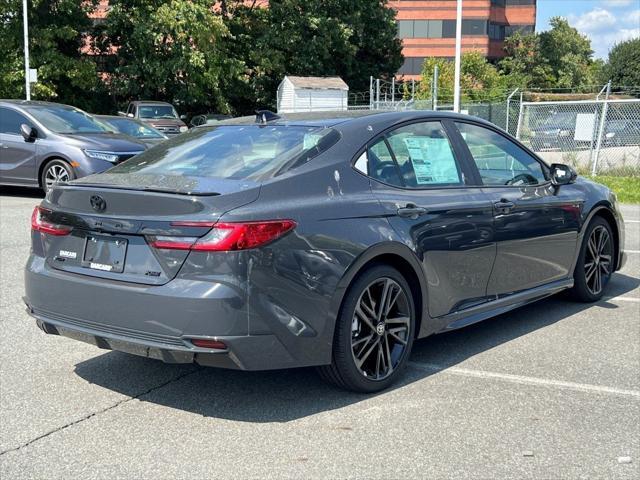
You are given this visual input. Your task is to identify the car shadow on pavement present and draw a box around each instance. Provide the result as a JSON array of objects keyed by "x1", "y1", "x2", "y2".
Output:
[
  {"x1": 73, "y1": 272, "x2": 639, "y2": 423},
  {"x1": 0, "y1": 186, "x2": 45, "y2": 198}
]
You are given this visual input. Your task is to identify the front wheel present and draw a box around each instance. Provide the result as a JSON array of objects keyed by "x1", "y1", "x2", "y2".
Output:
[
  {"x1": 570, "y1": 217, "x2": 614, "y2": 302},
  {"x1": 41, "y1": 159, "x2": 74, "y2": 192},
  {"x1": 318, "y1": 265, "x2": 416, "y2": 393}
]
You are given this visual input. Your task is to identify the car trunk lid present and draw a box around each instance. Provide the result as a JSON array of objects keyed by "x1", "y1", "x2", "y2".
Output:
[{"x1": 38, "y1": 174, "x2": 260, "y2": 285}]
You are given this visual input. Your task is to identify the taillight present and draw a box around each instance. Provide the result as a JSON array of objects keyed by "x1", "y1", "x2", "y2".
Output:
[
  {"x1": 31, "y1": 206, "x2": 72, "y2": 236},
  {"x1": 190, "y1": 338, "x2": 227, "y2": 350},
  {"x1": 149, "y1": 220, "x2": 296, "y2": 252}
]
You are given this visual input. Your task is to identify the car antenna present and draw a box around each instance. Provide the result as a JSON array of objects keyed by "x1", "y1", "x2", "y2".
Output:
[{"x1": 255, "y1": 110, "x2": 281, "y2": 124}]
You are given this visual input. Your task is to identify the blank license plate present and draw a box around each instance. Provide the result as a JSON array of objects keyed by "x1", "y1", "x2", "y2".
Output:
[{"x1": 82, "y1": 235, "x2": 127, "y2": 273}]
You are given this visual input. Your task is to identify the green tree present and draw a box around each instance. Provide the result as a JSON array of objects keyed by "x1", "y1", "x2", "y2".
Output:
[
  {"x1": 461, "y1": 50, "x2": 507, "y2": 101},
  {"x1": 0, "y1": 0, "x2": 105, "y2": 111},
  {"x1": 499, "y1": 32, "x2": 554, "y2": 88},
  {"x1": 416, "y1": 52, "x2": 506, "y2": 103},
  {"x1": 604, "y1": 38, "x2": 640, "y2": 87},
  {"x1": 103, "y1": 0, "x2": 241, "y2": 113},
  {"x1": 538, "y1": 17, "x2": 595, "y2": 89},
  {"x1": 416, "y1": 57, "x2": 454, "y2": 103},
  {"x1": 220, "y1": 0, "x2": 403, "y2": 112}
]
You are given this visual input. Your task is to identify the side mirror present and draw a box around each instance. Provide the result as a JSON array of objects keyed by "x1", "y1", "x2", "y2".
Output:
[
  {"x1": 180, "y1": 114, "x2": 187, "y2": 121},
  {"x1": 127, "y1": 113, "x2": 134, "y2": 118},
  {"x1": 550, "y1": 163, "x2": 577, "y2": 186},
  {"x1": 20, "y1": 124, "x2": 37, "y2": 142}
]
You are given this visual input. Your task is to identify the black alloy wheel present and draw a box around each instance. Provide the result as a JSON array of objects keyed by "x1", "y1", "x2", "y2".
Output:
[
  {"x1": 571, "y1": 217, "x2": 615, "y2": 302},
  {"x1": 350, "y1": 277, "x2": 411, "y2": 380},
  {"x1": 584, "y1": 224, "x2": 613, "y2": 296},
  {"x1": 318, "y1": 265, "x2": 415, "y2": 392}
]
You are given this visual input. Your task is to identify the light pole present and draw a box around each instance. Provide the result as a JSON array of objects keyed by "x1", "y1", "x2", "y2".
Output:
[
  {"x1": 453, "y1": 0, "x2": 462, "y2": 113},
  {"x1": 23, "y1": 0, "x2": 31, "y2": 100}
]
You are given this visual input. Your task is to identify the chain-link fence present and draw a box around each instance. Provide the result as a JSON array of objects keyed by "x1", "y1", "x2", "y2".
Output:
[{"x1": 516, "y1": 99, "x2": 640, "y2": 176}]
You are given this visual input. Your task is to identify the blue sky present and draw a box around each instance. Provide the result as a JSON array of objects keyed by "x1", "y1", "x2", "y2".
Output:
[{"x1": 536, "y1": 0, "x2": 640, "y2": 59}]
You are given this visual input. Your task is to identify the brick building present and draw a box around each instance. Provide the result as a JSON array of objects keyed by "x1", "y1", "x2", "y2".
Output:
[{"x1": 393, "y1": 0, "x2": 537, "y2": 78}]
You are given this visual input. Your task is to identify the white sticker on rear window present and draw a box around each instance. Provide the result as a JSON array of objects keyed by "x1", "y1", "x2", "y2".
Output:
[{"x1": 403, "y1": 137, "x2": 460, "y2": 185}]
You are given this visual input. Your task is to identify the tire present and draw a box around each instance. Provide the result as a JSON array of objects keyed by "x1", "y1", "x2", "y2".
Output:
[
  {"x1": 570, "y1": 216, "x2": 615, "y2": 302},
  {"x1": 41, "y1": 159, "x2": 74, "y2": 192},
  {"x1": 318, "y1": 265, "x2": 416, "y2": 393}
]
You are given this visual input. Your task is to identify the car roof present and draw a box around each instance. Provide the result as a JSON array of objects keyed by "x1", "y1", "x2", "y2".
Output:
[
  {"x1": 132, "y1": 101, "x2": 174, "y2": 106},
  {"x1": 0, "y1": 100, "x2": 78, "y2": 110},
  {"x1": 96, "y1": 114, "x2": 136, "y2": 120},
  {"x1": 217, "y1": 110, "x2": 495, "y2": 129}
]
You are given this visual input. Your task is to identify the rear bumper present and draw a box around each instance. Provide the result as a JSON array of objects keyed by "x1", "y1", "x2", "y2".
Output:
[
  {"x1": 26, "y1": 303, "x2": 306, "y2": 371},
  {"x1": 24, "y1": 254, "x2": 317, "y2": 370}
]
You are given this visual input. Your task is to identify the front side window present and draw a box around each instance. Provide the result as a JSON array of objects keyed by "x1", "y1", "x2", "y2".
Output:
[
  {"x1": 455, "y1": 122, "x2": 547, "y2": 186},
  {"x1": 0, "y1": 107, "x2": 32, "y2": 135},
  {"x1": 365, "y1": 122, "x2": 462, "y2": 188}
]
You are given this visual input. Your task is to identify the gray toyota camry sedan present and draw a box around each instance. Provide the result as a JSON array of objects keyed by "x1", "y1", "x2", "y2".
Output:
[{"x1": 24, "y1": 111, "x2": 626, "y2": 392}]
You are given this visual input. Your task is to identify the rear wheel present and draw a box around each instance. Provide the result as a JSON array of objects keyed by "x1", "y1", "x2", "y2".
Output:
[
  {"x1": 318, "y1": 265, "x2": 416, "y2": 393},
  {"x1": 41, "y1": 159, "x2": 74, "y2": 192},
  {"x1": 570, "y1": 217, "x2": 614, "y2": 302}
]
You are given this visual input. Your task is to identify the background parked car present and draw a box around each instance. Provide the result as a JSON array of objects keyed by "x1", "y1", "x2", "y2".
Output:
[
  {"x1": 118, "y1": 101, "x2": 188, "y2": 136},
  {"x1": 530, "y1": 112, "x2": 578, "y2": 151},
  {"x1": 189, "y1": 113, "x2": 233, "y2": 128},
  {"x1": 95, "y1": 115, "x2": 168, "y2": 147},
  {"x1": 0, "y1": 100, "x2": 147, "y2": 191},
  {"x1": 603, "y1": 119, "x2": 640, "y2": 146}
]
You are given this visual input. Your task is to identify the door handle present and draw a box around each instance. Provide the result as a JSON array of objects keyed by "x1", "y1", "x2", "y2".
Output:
[
  {"x1": 397, "y1": 204, "x2": 428, "y2": 219},
  {"x1": 494, "y1": 199, "x2": 515, "y2": 213}
]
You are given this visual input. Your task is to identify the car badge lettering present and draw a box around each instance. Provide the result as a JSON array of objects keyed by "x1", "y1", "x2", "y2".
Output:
[
  {"x1": 90, "y1": 262, "x2": 112, "y2": 272},
  {"x1": 59, "y1": 250, "x2": 77, "y2": 259}
]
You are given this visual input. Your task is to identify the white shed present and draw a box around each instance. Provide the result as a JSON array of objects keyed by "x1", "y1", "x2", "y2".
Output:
[{"x1": 277, "y1": 76, "x2": 349, "y2": 113}]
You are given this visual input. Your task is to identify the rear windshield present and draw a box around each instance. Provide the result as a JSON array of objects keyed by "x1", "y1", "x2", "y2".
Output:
[{"x1": 108, "y1": 125, "x2": 340, "y2": 180}]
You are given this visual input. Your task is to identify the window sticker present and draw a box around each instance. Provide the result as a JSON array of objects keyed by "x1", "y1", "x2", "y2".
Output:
[{"x1": 403, "y1": 137, "x2": 460, "y2": 184}]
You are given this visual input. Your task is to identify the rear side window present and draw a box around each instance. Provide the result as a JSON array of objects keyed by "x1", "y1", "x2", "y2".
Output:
[
  {"x1": 109, "y1": 125, "x2": 340, "y2": 180},
  {"x1": 455, "y1": 122, "x2": 547, "y2": 186},
  {"x1": 0, "y1": 107, "x2": 32, "y2": 135},
  {"x1": 365, "y1": 121, "x2": 462, "y2": 188}
]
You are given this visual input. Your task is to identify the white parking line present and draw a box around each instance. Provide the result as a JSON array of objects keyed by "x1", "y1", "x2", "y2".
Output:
[
  {"x1": 603, "y1": 296, "x2": 640, "y2": 303},
  {"x1": 624, "y1": 220, "x2": 640, "y2": 224},
  {"x1": 625, "y1": 250, "x2": 640, "y2": 254},
  {"x1": 409, "y1": 362, "x2": 640, "y2": 398}
]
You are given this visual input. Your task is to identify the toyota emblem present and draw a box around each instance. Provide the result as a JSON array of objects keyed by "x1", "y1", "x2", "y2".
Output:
[{"x1": 90, "y1": 195, "x2": 106, "y2": 212}]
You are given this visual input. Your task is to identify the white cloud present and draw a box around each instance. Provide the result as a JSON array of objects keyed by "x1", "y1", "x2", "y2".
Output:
[
  {"x1": 625, "y1": 9, "x2": 640, "y2": 25},
  {"x1": 568, "y1": 7, "x2": 640, "y2": 58},
  {"x1": 601, "y1": 0, "x2": 635, "y2": 7},
  {"x1": 593, "y1": 29, "x2": 639, "y2": 58},
  {"x1": 569, "y1": 8, "x2": 616, "y2": 33}
]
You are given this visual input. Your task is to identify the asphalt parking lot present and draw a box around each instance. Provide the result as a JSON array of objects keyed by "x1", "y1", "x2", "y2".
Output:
[{"x1": 1, "y1": 186, "x2": 638, "y2": 479}]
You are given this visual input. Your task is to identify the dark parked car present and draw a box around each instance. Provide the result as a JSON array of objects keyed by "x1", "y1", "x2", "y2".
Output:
[
  {"x1": 0, "y1": 100, "x2": 147, "y2": 191},
  {"x1": 189, "y1": 113, "x2": 233, "y2": 128},
  {"x1": 95, "y1": 115, "x2": 168, "y2": 147},
  {"x1": 119, "y1": 101, "x2": 188, "y2": 136},
  {"x1": 24, "y1": 111, "x2": 627, "y2": 392},
  {"x1": 603, "y1": 119, "x2": 640, "y2": 147},
  {"x1": 530, "y1": 112, "x2": 578, "y2": 151}
]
